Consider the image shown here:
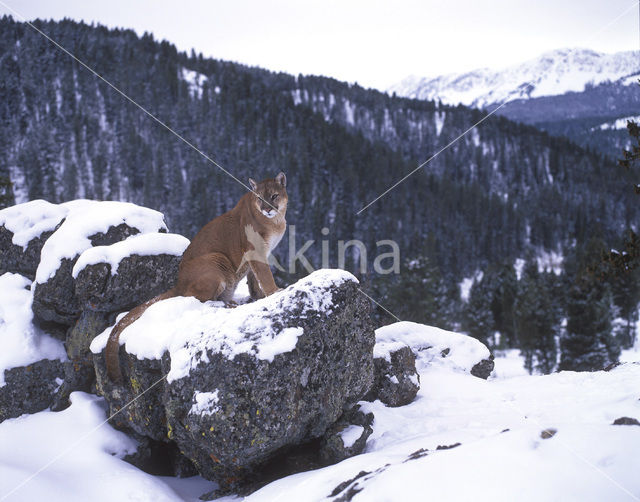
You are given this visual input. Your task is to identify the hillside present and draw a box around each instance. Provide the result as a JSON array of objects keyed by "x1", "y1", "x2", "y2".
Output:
[{"x1": 0, "y1": 18, "x2": 636, "y2": 286}]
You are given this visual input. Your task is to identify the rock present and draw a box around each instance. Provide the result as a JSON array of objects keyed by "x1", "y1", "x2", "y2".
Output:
[
  {"x1": 540, "y1": 428, "x2": 557, "y2": 439},
  {"x1": 50, "y1": 309, "x2": 113, "y2": 411},
  {"x1": 91, "y1": 269, "x2": 375, "y2": 492},
  {"x1": 374, "y1": 321, "x2": 494, "y2": 378},
  {"x1": 319, "y1": 406, "x2": 374, "y2": 465},
  {"x1": 612, "y1": 417, "x2": 640, "y2": 426},
  {"x1": 0, "y1": 225, "x2": 60, "y2": 280},
  {"x1": 0, "y1": 359, "x2": 65, "y2": 421},
  {"x1": 123, "y1": 432, "x2": 198, "y2": 477},
  {"x1": 0, "y1": 272, "x2": 67, "y2": 422},
  {"x1": 364, "y1": 344, "x2": 420, "y2": 407},
  {"x1": 470, "y1": 355, "x2": 495, "y2": 380},
  {"x1": 32, "y1": 200, "x2": 168, "y2": 327},
  {"x1": 0, "y1": 200, "x2": 67, "y2": 280},
  {"x1": 32, "y1": 225, "x2": 142, "y2": 326},
  {"x1": 74, "y1": 233, "x2": 188, "y2": 313}
]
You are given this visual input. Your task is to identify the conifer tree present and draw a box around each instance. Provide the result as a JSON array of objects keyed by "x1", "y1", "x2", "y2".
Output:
[
  {"x1": 515, "y1": 263, "x2": 558, "y2": 374},
  {"x1": 380, "y1": 256, "x2": 453, "y2": 329},
  {"x1": 463, "y1": 276, "x2": 494, "y2": 347},
  {"x1": 560, "y1": 240, "x2": 620, "y2": 371}
]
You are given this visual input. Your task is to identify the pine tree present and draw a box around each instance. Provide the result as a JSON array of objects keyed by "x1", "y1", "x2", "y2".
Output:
[
  {"x1": 378, "y1": 256, "x2": 454, "y2": 329},
  {"x1": 487, "y1": 262, "x2": 518, "y2": 348},
  {"x1": 560, "y1": 240, "x2": 620, "y2": 371},
  {"x1": 515, "y1": 263, "x2": 558, "y2": 374},
  {"x1": 463, "y1": 276, "x2": 495, "y2": 347},
  {"x1": 610, "y1": 264, "x2": 640, "y2": 349}
]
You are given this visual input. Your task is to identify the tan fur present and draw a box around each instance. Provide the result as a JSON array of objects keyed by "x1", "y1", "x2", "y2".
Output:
[{"x1": 105, "y1": 173, "x2": 288, "y2": 382}]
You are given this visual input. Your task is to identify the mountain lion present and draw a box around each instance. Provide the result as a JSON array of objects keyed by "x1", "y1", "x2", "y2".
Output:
[{"x1": 105, "y1": 172, "x2": 288, "y2": 382}]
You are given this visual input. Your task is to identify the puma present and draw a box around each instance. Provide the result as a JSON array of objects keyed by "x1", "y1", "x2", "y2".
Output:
[{"x1": 105, "y1": 172, "x2": 288, "y2": 383}]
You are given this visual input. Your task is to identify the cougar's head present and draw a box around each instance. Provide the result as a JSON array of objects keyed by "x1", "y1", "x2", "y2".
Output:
[{"x1": 248, "y1": 172, "x2": 288, "y2": 219}]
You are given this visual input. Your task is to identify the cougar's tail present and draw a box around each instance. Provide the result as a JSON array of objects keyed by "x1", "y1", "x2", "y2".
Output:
[{"x1": 105, "y1": 289, "x2": 177, "y2": 383}]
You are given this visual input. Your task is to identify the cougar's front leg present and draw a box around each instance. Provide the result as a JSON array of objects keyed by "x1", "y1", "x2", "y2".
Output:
[
  {"x1": 247, "y1": 270, "x2": 265, "y2": 300},
  {"x1": 248, "y1": 259, "x2": 279, "y2": 296}
]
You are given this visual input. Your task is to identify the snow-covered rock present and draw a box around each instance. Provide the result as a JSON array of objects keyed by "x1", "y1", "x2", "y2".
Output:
[
  {"x1": 366, "y1": 343, "x2": 420, "y2": 407},
  {"x1": 375, "y1": 321, "x2": 494, "y2": 378},
  {"x1": 0, "y1": 200, "x2": 67, "y2": 279},
  {"x1": 74, "y1": 233, "x2": 188, "y2": 314},
  {"x1": 91, "y1": 269, "x2": 375, "y2": 493},
  {"x1": 0, "y1": 272, "x2": 66, "y2": 420},
  {"x1": 390, "y1": 48, "x2": 640, "y2": 108},
  {"x1": 31, "y1": 200, "x2": 168, "y2": 326}
]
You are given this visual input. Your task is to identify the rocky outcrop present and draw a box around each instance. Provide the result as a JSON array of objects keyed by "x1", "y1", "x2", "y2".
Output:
[
  {"x1": 365, "y1": 344, "x2": 420, "y2": 407},
  {"x1": 91, "y1": 270, "x2": 375, "y2": 493},
  {"x1": 0, "y1": 200, "x2": 186, "y2": 412}
]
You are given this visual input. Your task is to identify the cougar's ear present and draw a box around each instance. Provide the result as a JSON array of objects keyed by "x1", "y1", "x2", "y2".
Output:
[
  {"x1": 276, "y1": 172, "x2": 286, "y2": 187},
  {"x1": 249, "y1": 178, "x2": 257, "y2": 191}
]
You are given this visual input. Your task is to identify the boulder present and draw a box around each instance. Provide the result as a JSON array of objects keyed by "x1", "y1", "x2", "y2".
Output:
[
  {"x1": 32, "y1": 200, "x2": 168, "y2": 326},
  {"x1": 374, "y1": 321, "x2": 494, "y2": 379},
  {"x1": 51, "y1": 232, "x2": 189, "y2": 410},
  {"x1": 74, "y1": 233, "x2": 189, "y2": 313},
  {"x1": 0, "y1": 200, "x2": 67, "y2": 280},
  {"x1": 91, "y1": 269, "x2": 375, "y2": 492},
  {"x1": 365, "y1": 344, "x2": 420, "y2": 407},
  {"x1": 0, "y1": 272, "x2": 67, "y2": 422},
  {"x1": 0, "y1": 359, "x2": 65, "y2": 421}
]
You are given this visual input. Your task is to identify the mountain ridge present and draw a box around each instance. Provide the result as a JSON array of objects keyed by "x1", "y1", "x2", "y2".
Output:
[{"x1": 390, "y1": 48, "x2": 640, "y2": 108}]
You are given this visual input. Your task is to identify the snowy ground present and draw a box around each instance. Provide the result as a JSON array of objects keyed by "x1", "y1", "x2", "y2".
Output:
[{"x1": 2, "y1": 336, "x2": 639, "y2": 502}]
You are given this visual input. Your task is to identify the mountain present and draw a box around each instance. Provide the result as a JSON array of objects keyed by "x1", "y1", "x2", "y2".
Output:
[
  {"x1": 389, "y1": 49, "x2": 640, "y2": 158},
  {"x1": 390, "y1": 48, "x2": 640, "y2": 108},
  {"x1": 0, "y1": 17, "x2": 637, "y2": 289}
]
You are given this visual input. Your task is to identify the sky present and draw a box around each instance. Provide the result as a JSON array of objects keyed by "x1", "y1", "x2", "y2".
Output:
[{"x1": 1, "y1": 0, "x2": 639, "y2": 90}]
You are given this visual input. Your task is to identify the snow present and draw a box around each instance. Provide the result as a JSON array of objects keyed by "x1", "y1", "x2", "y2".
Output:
[
  {"x1": 189, "y1": 390, "x2": 220, "y2": 416},
  {"x1": 390, "y1": 48, "x2": 640, "y2": 108},
  {"x1": 90, "y1": 269, "x2": 357, "y2": 383},
  {"x1": 375, "y1": 321, "x2": 491, "y2": 373},
  {"x1": 0, "y1": 273, "x2": 66, "y2": 386},
  {"x1": 536, "y1": 249, "x2": 564, "y2": 275},
  {"x1": 340, "y1": 425, "x2": 365, "y2": 449},
  {"x1": 491, "y1": 349, "x2": 530, "y2": 379},
  {"x1": 0, "y1": 392, "x2": 214, "y2": 502},
  {"x1": 245, "y1": 357, "x2": 640, "y2": 502},
  {"x1": 459, "y1": 270, "x2": 483, "y2": 302},
  {"x1": 0, "y1": 200, "x2": 67, "y2": 249},
  {"x1": 34, "y1": 200, "x2": 167, "y2": 284},
  {"x1": 514, "y1": 257, "x2": 526, "y2": 280},
  {"x1": 343, "y1": 100, "x2": 356, "y2": 125},
  {"x1": 180, "y1": 68, "x2": 208, "y2": 98},
  {"x1": 434, "y1": 110, "x2": 445, "y2": 136},
  {"x1": 3, "y1": 314, "x2": 640, "y2": 500},
  {"x1": 597, "y1": 115, "x2": 640, "y2": 131},
  {"x1": 71, "y1": 233, "x2": 190, "y2": 278}
]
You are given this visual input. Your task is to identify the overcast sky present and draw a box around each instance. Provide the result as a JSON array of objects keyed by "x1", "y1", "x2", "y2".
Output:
[{"x1": 2, "y1": 0, "x2": 639, "y2": 90}]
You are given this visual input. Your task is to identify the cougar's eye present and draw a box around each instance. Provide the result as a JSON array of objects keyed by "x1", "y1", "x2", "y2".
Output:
[{"x1": 271, "y1": 194, "x2": 278, "y2": 201}]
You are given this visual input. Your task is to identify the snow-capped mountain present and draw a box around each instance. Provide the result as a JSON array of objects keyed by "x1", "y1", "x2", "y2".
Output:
[{"x1": 390, "y1": 48, "x2": 640, "y2": 108}]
